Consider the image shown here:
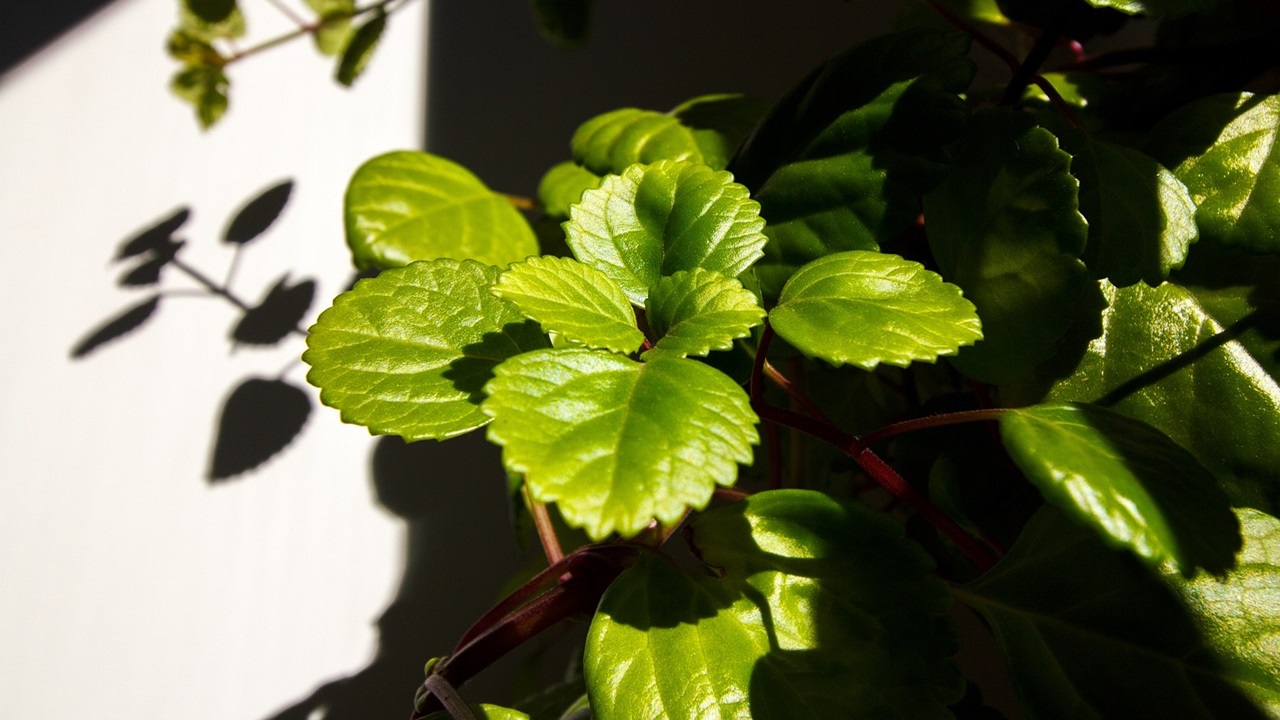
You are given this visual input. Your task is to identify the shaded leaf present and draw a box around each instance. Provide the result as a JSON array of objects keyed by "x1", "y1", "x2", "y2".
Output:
[
  {"x1": 483, "y1": 350, "x2": 758, "y2": 539},
  {"x1": 116, "y1": 207, "x2": 189, "y2": 261},
  {"x1": 304, "y1": 259, "x2": 550, "y2": 441},
  {"x1": 564, "y1": 160, "x2": 766, "y2": 305},
  {"x1": 70, "y1": 295, "x2": 161, "y2": 359},
  {"x1": 335, "y1": 7, "x2": 386, "y2": 87},
  {"x1": 184, "y1": 0, "x2": 236, "y2": 24},
  {"x1": 492, "y1": 256, "x2": 644, "y2": 354},
  {"x1": 345, "y1": 151, "x2": 539, "y2": 270},
  {"x1": 924, "y1": 108, "x2": 1091, "y2": 384},
  {"x1": 644, "y1": 268, "x2": 764, "y2": 359},
  {"x1": 537, "y1": 161, "x2": 602, "y2": 218},
  {"x1": 209, "y1": 377, "x2": 311, "y2": 481},
  {"x1": 586, "y1": 489, "x2": 962, "y2": 719},
  {"x1": 958, "y1": 506, "x2": 1280, "y2": 718},
  {"x1": 669, "y1": 93, "x2": 771, "y2": 171},
  {"x1": 170, "y1": 64, "x2": 229, "y2": 130},
  {"x1": 571, "y1": 109, "x2": 704, "y2": 177},
  {"x1": 1001, "y1": 402, "x2": 1240, "y2": 574},
  {"x1": 232, "y1": 274, "x2": 315, "y2": 346},
  {"x1": 224, "y1": 180, "x2": 293, "y2": 245},
  {"x1": 770, "y1": 250, "x2": 982, "y2": 370},
  {"x1": 530, "y1": 0, "x2": 595, "y2": 49}
]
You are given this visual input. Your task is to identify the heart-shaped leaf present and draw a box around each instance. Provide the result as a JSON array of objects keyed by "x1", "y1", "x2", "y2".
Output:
[
  {"x1": 564, "y1": 160, "x2": 767, "y2": 305},
  {"x1": 1000, "y1": 402, "x2": 1241, "y2": 574},
  {"x1": 304, "y1": 259, "x2": 549, "y2": 441},
  {"x1": 586, "y1": 489, "x2": 962, "y2": 719},
  {"x1": 643, "y1": 268, "x2": 764, "y2": 359},
  {"x1": 482, "y1": 350, "x2": 758, "y2": 539},
  {"x1": 492, "y1": 256, "x2": 644, "y2": 354},
  {"x1": 571, "y1": 109, "x2": 705, "y2": 177},
  {"x1": 769, "y1": 250, "x2": 982, "y2": 370},
  {"x1": 345, "y1": 151, "x2": 539, "y2": 270}
]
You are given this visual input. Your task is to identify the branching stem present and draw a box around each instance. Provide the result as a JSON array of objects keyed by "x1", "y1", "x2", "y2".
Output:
[{"x1": 852, "y1": 408, "x2": 1009, "y2": 453}]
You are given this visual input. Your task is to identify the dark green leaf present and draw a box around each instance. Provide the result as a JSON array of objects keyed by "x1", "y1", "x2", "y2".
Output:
[
  {"x1": 924, "y1": 109, "x2": 1090, "y2": 384},
  {"x1": 570, "y1": 109, "x2": 704, "y2": 177},
  {"x1": 70, "y1": 296, "x2": 161, "y2": 359},
  {"x1": 530, "y1": 0, "x2": 595, "y2": 49},
  {"x1": 564, "y1": 160, "x2": 767, "y2": 305},
  {"x1": 669, "y1": 93, "x2": 771, "y2": 171},
  {"x1": 1174, "y1": 243, "x2": 1280, "y2": 383},
  {"x1": 170, "y1": 64, "x2": 229, "y2": 130},
  {"x1": 492, "y1": 256, "x2": 644, "y2": 354},
  {"x1": 586, "y1": 489, "x2": 962, "y2": 718},
  {"x1": 209, "y1": 377, "x2": 310, "y2": 481},
  {"x1": 537, "y1": 161, "x2": 601, "y2": 218},
  {"x1": 336, "y1": 8, "x2": 386, "y2": 86},
  {"x1": 223, "y1": 180, "x2": 293, "y2": 245},
  {"x1": 643, "y1": 268, "x2": 764, "y2": 359},
  {"x1": 482, "y1": 350, "x2": 757, "y2": 539},
  {"x1": 345, "y1": 151, "x2": 539, "y2": 270},
  {"x1": 304, "y1": 259, "x2": 550, "y2": 441},
  {"x1": 184, "y1": 0, "x2": 236, "y2": 23},
  {"x1": 1001, "y1": 402, "x2": 1240, "y2": 574},
  {"x1": 179, "y1": 1, "x2": 245, "y2": 41}
]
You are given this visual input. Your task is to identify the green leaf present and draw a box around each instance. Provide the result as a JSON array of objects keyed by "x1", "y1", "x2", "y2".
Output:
[
  {"x1": 530, "y1": 0, "x2": 595, "y2": 49},
  {"x1": 423, "y1": 704, "x2": 531, "y2": 720},
  {"x1": 564, "y1": 160, "x2": 767, "y2": 305},
  {"x1": 179, "y1": 1, "x2": 245, "y2": 41},
  {"x1": 1014, "y1": 280, "x2": 1280, "y2": 515},
  {"x1": 184, "y1": 0, "x2": 236, "y2": 23},
  {"x1": 493, "y1": 256, "x2": 644, "y2": 354},
  {"x1": 345, "y1": 151, "x2": 539, "y2": 270},
  {"x1": 729, "y1": 28, "x2": 974, "y2": 297},
  {"x1": 537, "y1": 161, "x2": 601, "y2": 218},
  {"x1": 958, "y1": 506, "x2": 1280, "y2": 718},
  {"x1": 1000, "y1": 402, "x2": 1240, "y2": 574},
  {"x1": 1067, "y1": 130, "x2": 1197, "y2": 287},
  {"x1": 570, "y1": 109, "x2": 705, "y2": 177},
  {"x1": 304, "y1": 259, "x2": 549, "y2": 441},
  {"x1": 669, "y1": 94, "x2": 771, "y2": 171},
  {"x1": 924, "y1": 108, "x2": 1091, "y2": 384},
  {"x1": 1146, "y1": 93, "x2": 1280, "y2": 253},
  {"x1": 482, "y1": 350, "x2": 758, "y2": 539},
  {"x1": 586, "y1": 489, "x2": 962, "y2": 719},
  {"x1": 1175, "y1": 243, "x2": 1280, "y2": 383},
  {"x1": 170, "y1": 64, "x2": 229, "y2": 130},
  {"x1": 303, "y1": 0, "x2": 356, "y2": 56},
  {"x1": 643, "y1": 269, "x2": 764, "y2": 359},
  {"x1": 1083, "y1": 0, "x2": 1220, "y2": 18},
  {"x1": 335, "y1": 7, "x2": 386, "y2": 86},
  {"x1": 166, "y1": 29, "x2": 222, "y2": 65},
  {"x1": 769, "y1": 250, "x2": 982, "y2": 371}
]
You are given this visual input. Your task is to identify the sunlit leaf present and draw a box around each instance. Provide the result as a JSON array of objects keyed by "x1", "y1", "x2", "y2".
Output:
[
  {"x1": 423, "y1": 703, "x2": 531, "y2": 720},
  {"x1": 1083, "y1": 0, "x2": 1220, "y2": 17},
  {"x1": 586, "y1": 490, "x2": 962, "y2": 719},
  {"x1": 304, "y1": 0, "x2": 356, "y2": 56},
  {"x1": 482, "y1": 350, "x2": 757, "y2": 539},
  {"x1": 304, "y1": 259, "x2": 550, "y2": 441},
  {"x1": 571, "y1": 109, "x2": 704, "y2": 177},
  {"x1": 537, "y1": 161, "x2": 601, "y2": 218},
  {"x1": 492, "y1": 256, "x2": 644, "y2": 354},
  {"x1": 171, "y1": 64, "x2": 229, "y2": 130},
  {"x1": 770, "y1": 250, "x2": 982, "y2": 370},
  {"x1": 345, "y1": 151, "x2": 539, "y2": 270},
  {"x1": 644, "y1": 269, "x2": 764, "y2": 359},
  {"x1": 209, "y1": 377, "x2": 310, "y2": 481}
]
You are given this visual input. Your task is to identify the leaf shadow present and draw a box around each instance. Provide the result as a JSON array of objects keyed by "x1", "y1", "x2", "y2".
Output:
[
  {"x1": 208, "y1": 377, "x2": 311, "y2": 482},
  {"x1": 70, "y1": 295, "x2": 161, "y2": 359},
  {"x1": 232, "y1": 274, "x2": 315, "y2": 346},
  {"x1": 443, "y1": 320, "x2": 549, "y2": 402},
  {"x1": 223, "y1": 179, "x2": 293, "y2": 246}
]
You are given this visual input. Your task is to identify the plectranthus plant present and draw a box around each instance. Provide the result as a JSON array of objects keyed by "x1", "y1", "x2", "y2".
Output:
[{"x1": 181, "y1": 0, "x2": 1280, "y2": 717}]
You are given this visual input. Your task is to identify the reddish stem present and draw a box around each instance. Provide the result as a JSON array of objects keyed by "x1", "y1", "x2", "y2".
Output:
[
  {"x1": 523, "y1": 483, "x2": 564, "y2": 566},
  {"x1": 852, "y1": 408, "x2": 1008, "y2": 453}
]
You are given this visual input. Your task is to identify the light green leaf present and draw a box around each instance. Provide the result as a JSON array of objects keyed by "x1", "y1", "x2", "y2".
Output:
[
  {"x1": 304, "y1": 259, "x2": 549, "y2": 441},
  {"x1": 924, "y1": 108, "x2": 1091, "y2": 384},
  {"x1": 493, "y1": 256, "x2": 644, "y2": 354},
  {"x1": 166, "y1": 29, "x2": 222, "y2": 65},
  {"x1": 423, "y1": 704, "x2": 531, "y2": 720},
  {"x1": 769, "y1": 250, "x2": 982, "y2": 371},
  {"x1": 571, "y1": 109, "x2": 704, "y2": 177},
  {"x1": 345, "y1": 151, "x2": 539, "y2": 270},
  {"x1": 564, "y1": 160, "x2": 767, "y2": 305},
  {"x1": 170, "y1": 64, "x2": 229, "y2": 130},
  {"x1": 180, "y1": 0, "x2": 244, "y2": 40},
  {"x1": 1146, "y1": 93, "x2": 1280, "y2": 253},
  {"x1": 643, "y1": 269, "x2": 764, "y2": 359},
  {"x1": 335, "y1": 7, "x2": 385, "y2": 86},
  {"x1": 958, "y1": 506, "x2": 1280, "y2": 718},
  {"x1": 669, "y1": 94, "x2": 771, "y2": 171},
  {"x1": 537, "y1": 161, "x2": 601, "y2": 218},
  {"x1": 482, "y1": 350, "x2": 758, "y2": 539},
  {"x1": 1068, "y1": 130, "x2": 1197, "y2": 286},
  {"x1": 1001, "y1": 402, "x2": 1240, "y2": 574},
  {"x1": 303, "y1": 0, "x2": 356, "y2": 56},
  {"x1": 1083, "y1": 0, "x2": 1220, "y2": 17},
  {"x1": 586, "y1": 490, "x2": 962, "y2": 719}
]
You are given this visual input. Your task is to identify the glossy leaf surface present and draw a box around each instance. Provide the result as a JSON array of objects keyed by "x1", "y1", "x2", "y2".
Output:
[
  {"x1": 345, "y1": 151, "x2": 539, "y2": 270},
  {"x1": 1083, "y1": 0, "x2": 1219, "y2": 17},
  {"x1": 304, "y1": 260, "x2": 549, "y2": 441},
  {"x1": 493, "y1": 256, "x2": 643, "y2": 354},
  {"x1": 537, "y1": 161, "x2": 601, "y2": 218},
  {"x1": 423, "y1": 704, "x2": 531, "y2": 720},
  {"x1": 586, "y1": 490, "x2": 962, "y2": 719},
  {"x1": 564, "y1": 160, "x2": 767, "y2": 305},
  {"x1": 959, "y1": 506, "x2": 1280, "y2": 718},
  {"x1": 483, "y1": 350, "x2": 757, "y2": 539},
  {"x1": 571, "y1": 109, "x2": 704, "y2": 177},
  {"x1": 1001, "y1": 402, "x2": 1240, "y2": 574},
  {"x1": 1068, "y1": 131, "x2": 1197, "y2": 286},
  {"x1": 1146, "y1": 93, "x2": 1280, "y2": 253},
  {"x1": 770, "y1": 251, "x2": 982, "y2": 370},
  {"x1": 924, "y1": 109, "x2": 1090, "y2": 384},
  {"x1": 644, "y1": 269, "x2": 764, "y2": 359}
]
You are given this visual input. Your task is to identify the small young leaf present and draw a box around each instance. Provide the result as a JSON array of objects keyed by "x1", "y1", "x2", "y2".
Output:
[
  {"x1": 303, "y1": 0, "x2": 356, "y2": 56},
  {"x1": 537, "y1": 161, "x2": 601, "y2": 218},
  {"x1": 492, "y1": 256, "x2": 644, "y2": 354},
  {"x1": 223, "y1": 180, "x2": 293, "y2": 245},
  {"x1": 1146, "y1": 92, "x2": 1280, "y2": 253},
  {"x1": 482, "y1": 350, "x2": 758, "y2": 539},
  {"x1": 70, "y1": 295, "x2": 161, "y2": 359},
  {"x1": 959, "y1": 506, "x2": 1280, "y2": 718},
  {"x1": 924, "y1": 108, "x2": 1090, "y2": 384},
  {"x1": 1083, "y1": 0, "x2": 1220, "y2": 17},
  {"x1": 643, "y1": 269, "x2": 764, "y2": 359},
  {"x1": 209, "y1": 377, "x2": 311, "y2": 481},
  {"x1": 1068, "y1": 131, "x2": 1197, "y2": 287},
  {"x1": 184, "y1": 0, "x2": 236, "y2": 24},
  {"x1": 345, "y1": 151, "x2": 539, "y2": 270},
  {"x1": 232, "y1": 275, "x2": 315, "y2": 346},
  {"x1": 1000, "y1": 402, "x2": 1241, "y2": 575},
  {"x1": 304, "y1": 259, "x2": 550, "y2": 441},
  {"x1": 586, "y1": 490, "x2": 962, "y2": 719},
  {"x1": 180, "y1": 0, "x2": 245, "y2": 40},
  {"x1": 570, "y1": 109, "x2": 704, "y2": 177},
  {"x1": 769, "y1": 250, "x2": 982, "y2": 371},
  {"x1": 171, "y1": 64, "x2": 230, "y2": 130},
  {"x1": 335, "y1": 7, "x2": 386, "y2": 86},
  {"x1": 564, "y1": 160, "x2": 767, "y2": 305}
]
